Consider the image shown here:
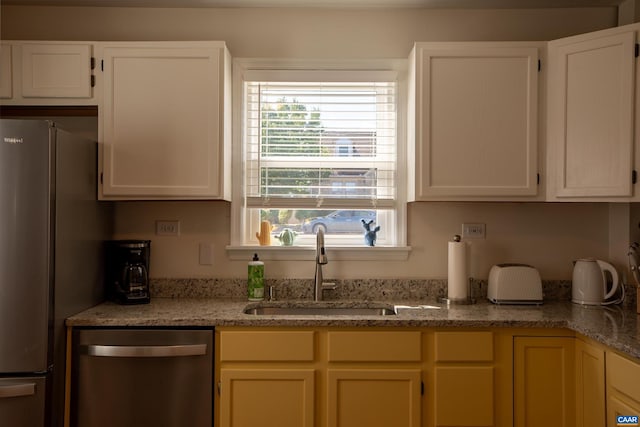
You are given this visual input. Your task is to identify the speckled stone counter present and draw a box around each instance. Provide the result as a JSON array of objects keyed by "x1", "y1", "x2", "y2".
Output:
[{"x1": 67, "y1": 298, "x2": 640, "y2": 360}]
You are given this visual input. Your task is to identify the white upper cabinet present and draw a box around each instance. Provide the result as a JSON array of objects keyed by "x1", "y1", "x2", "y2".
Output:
[
  {"x1": 97, "y1": 42, "x2": 231, "y2": 200},
  {"x1": 547, "y1": 24, "x2": 639, "y2": 201},
  {"x1": 0, "y1": 44, "x2": 12, "y2": 99},
  {"x1": 22, "y1": 43, "x2": 92, "y2": 98},
  {"x1": 408, "y1": 42, "x2": 541, "y2": 201},
  {"x1": 0, "y1": 41, "x2": 97, "y2": 105}
]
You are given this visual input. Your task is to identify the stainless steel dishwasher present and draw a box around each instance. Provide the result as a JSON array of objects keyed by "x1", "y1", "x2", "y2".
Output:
[{"x1": 71, "y1": 329, "x2": 213, "y2": 427}]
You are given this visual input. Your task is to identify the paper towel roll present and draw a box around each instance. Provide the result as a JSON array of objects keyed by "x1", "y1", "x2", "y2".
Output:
[{"x1": 448, "y1": 239, "x2": 468, "y2": 300}]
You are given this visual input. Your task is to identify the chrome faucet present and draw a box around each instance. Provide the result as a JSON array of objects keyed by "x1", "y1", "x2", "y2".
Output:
[{"x1": 314, "y1": 228, "x2": 337, "y2": 301}]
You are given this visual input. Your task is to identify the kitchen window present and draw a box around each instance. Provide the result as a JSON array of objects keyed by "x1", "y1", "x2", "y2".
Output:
[{"x1": 229, "y1": 60, "x2": 408, "y2": 260}]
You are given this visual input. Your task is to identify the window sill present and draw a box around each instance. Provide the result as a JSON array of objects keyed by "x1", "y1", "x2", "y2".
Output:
[{"x1": 226, "y1": 245, "x2": 411, "y2": 261}]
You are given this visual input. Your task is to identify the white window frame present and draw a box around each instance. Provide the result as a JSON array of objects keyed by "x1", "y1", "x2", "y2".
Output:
[{"x1": 227, "y1": 58, "x2": 410, "y2": 261}]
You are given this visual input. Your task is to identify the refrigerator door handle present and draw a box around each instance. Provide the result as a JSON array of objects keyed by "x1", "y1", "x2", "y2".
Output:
[
  {"x1": 83, "y1": 344, "x2": 207, "y2": 358},
  {"x1": 0, "y1": 382, "x2": 36, "y2": 398}
]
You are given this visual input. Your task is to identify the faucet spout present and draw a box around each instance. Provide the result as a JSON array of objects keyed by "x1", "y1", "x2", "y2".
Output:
[
  {"x1": 314, "y1": 228, "x2": 335, "y2": 301},
  {"x1": 316, "y1": 228, "x2": 327, "y2": 265}
]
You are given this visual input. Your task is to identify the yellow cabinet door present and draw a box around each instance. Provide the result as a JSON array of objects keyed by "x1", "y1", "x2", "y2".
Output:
[
  {"x1": 575, "y1": 339, "x2": 605, "y2": 427},
  {"x1": 219, "y1": 369, "x2": 315, "y2": 427},
  {"x1": 607, "y1": 395, "x2": 640, "y2": 427},
  {"x1": 327, "y1": 369, "x2": 421, "y2": 427},
  {"x1": 603, "y1": 394, "x2": 640, "y2": 427},
  {"x1": 434, "y1": 366, "x2": 494, "y2": 426},
  {"x1": 514, "y1": 337, "x2": 575, "y2": 427},
  {"x1": 606, "y1": 351, "x2": 640, "y2": 427},
  {"x1": 433, "y1": 331, "x2": 495, "y2": 426}
]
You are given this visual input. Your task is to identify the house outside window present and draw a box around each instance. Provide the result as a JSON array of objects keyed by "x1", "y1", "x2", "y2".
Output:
[{"x1": 230, "y1": 60, "x2": 407, "y2": 253}]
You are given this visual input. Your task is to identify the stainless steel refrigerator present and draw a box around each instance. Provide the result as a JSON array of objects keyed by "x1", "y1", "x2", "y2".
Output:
[{"x1": 0, "y1": 119, "x2": 112, "y2": 427}]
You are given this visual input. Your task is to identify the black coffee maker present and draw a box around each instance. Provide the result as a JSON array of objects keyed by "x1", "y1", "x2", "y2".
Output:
[{"x1": 106, "y1": 240, "x2": 151, "y2": 304}]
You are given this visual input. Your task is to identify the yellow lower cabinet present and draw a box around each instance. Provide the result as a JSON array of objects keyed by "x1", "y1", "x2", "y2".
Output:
[
  {"x1": 327, "y1": 369, "x2": 422, "y2": 427},
  {"x1": 432, "y1": 331, "x2": 496, "y2": 427},
  {"x1": 575, "y1": 338, "x2": 605, "y2": 427},
  {"x1": 219, "y1": 368, "x2": 315, "y2": 427},
  {"x1": 607, "y1": 395, "x2": 640, "y2": 427},
  {"x1": 514, "y1": 336, "x2": 575, "y2": 427},
  {"x1": 217, "y1": 329, "x2": 317, "y2": 427},
  {"x1": 434, "y1": 366, "x2": 494, "y2": 426},
  {"x1": 326, "y1": 330, "x2": 422, "y2": 427},
  {"x1": 606, "y1": 351, "x2": 640, "y2": 427}
]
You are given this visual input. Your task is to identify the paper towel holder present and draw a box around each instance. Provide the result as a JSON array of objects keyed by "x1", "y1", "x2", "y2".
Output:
[
  {"x1": 438, "y1": 234, "x2": 476, "y2": 306},
  {"x1": 438, "y1": 278, "x2": 477, "y2": 306}
]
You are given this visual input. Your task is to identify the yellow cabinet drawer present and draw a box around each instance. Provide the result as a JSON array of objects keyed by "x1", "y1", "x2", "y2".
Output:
[
  {"x1": 607, "y1": 352, "x2": 640, "y2": 403},
  {"x1": 220, "y1": 330, "x2": 315, "y2": 362},
  {"x1": 328, "y1": 331, "x2": 421, "y2": 362},
  {"x1": 434, "y1": 331, "x2": 493, "y2": 362}
]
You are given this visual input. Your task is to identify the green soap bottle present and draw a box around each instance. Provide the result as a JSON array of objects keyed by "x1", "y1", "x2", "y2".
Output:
[{"x1": 248, "y1": 253, "x2": 264, "y2": 301}]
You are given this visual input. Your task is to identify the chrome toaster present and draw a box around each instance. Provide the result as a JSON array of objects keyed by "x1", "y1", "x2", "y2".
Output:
[{"x1": 487, "y1": 264, "x2": 543, "y2": 305}]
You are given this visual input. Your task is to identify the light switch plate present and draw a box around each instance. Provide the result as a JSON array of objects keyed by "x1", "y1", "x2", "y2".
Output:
[{"x1": 199, "y1": 243, "x2": 214, "y2": 265}]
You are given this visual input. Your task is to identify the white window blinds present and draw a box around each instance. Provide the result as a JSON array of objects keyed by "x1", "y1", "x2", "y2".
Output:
[{"x1": 244, "y1": 72, "x2": 397, "y2": 210}]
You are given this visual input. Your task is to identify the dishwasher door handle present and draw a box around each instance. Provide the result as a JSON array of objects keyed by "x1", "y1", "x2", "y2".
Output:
[
  {"x1": 83, "y1": 343, "x2": 207, "y2": 358},
  {"x1": 0, "y1": 383, "x2": 36, "y2": 398}
]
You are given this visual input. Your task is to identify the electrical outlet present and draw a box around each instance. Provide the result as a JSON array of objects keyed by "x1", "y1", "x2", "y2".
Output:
[
  {"x1": 462, "y1": 223, "x2": 486, "y2": 239},
  {"x1": 156, "y1": 220, "x2": 180, "y2": 236}
]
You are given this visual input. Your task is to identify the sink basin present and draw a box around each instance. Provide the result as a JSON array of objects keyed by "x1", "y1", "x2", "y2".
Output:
[{"x1": 243, "y1": 304, "x2": 397, "y2": 316}]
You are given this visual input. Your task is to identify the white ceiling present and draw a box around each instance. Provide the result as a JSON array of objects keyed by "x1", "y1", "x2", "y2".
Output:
[{"x1": 0, "y1": 0, "x2": 625, "y2": 8}]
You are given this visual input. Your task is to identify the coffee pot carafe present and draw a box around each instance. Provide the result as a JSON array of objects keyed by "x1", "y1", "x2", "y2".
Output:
[
  {"x1": 106, "y1": 240, "x2": 151, "y2": 304},
  {"x1": 122, "y1": 261, "x2": 148, "y2": 296},
  {"x1": 571, "y1": 258, "x2": 620, "y2": 305}
]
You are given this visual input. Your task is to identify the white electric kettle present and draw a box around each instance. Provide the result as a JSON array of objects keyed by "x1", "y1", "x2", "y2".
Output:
[{"x1": 571, "y1": 258, "x2": 620, "y2": 305}]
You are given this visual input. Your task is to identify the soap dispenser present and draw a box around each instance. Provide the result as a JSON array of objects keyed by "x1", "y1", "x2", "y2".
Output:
[{"x1": 248, "y1": 253, "x2": 265, "y2": 301}]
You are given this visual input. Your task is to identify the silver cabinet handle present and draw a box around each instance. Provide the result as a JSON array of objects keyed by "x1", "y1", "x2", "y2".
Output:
[
  {"x1": 84, "y1": 344, "x2": 207, "y2": 358},
  {"x1": 0, "y1": 383, "x2": 36, "y2": 398}
]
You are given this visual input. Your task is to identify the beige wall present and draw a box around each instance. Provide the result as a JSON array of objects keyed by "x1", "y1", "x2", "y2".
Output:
[
  {"x1": 1, "y1": 6, "x2": 617, "y2": 57},
  {"x1": 1, "y1": 5, "x2": 629, "y2": 281},
  {"x1": 113, "y1": 200, "x2": 611, "y2": 281},
  {"x1": 619, "y1": 0, "x2": 640, "y2": 23}
]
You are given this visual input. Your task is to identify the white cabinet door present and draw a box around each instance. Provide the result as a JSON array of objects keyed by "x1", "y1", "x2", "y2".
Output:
[
  {"x1": 409, "y1": 43, "x2": 540, "y2": 200},
  {"x1": 547, "y1": 29, "x2": 636, "y2": 199},
  {"x1": 99, "y1": 42, "x2": 230, "y2": 199},
  {"x1": 0, "y1": 44, "x2": 12, "y2": 99},
  {"x1": 21, "y1": 43, "x2": 92, "y2": 98}
]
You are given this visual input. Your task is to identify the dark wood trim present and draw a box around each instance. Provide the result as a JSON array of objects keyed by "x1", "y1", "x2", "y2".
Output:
[{"x1": 0, "y1": 106, "x2": 98, "y2": 117}]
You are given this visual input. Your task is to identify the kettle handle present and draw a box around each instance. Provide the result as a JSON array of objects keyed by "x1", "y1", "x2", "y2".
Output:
[{"x1": 596, "y1": 260, "x2": 619, "y2": 300}]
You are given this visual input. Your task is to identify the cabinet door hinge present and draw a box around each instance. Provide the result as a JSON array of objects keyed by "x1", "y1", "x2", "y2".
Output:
[
  {"x1": 537, "y1": 59, "x2": 541, "y2": 72},
  {"x1": 90, "y1": 57, "x2": 96, "y2": 70},
  {"x1": 100, "y1": 172, "x2": 103, "y2": 184},
  {"x1": 421, "y1": 381, "x2": 424, "y2": 396},
  {"x1": 537, "y1": 173, "x2": 540, "y2": 185},
  {"x1": 635, "y1": 43, "x2": 639, "y2": 58},
  {"x1": 91, "y1": 75, "x2": 95, "y2": 88},
  {"x1": 217, "y1": 381, "x2": 221, "y2": 395},
  {"x1": 633, "y1": 170, "x2": 637, "y2": 184}
]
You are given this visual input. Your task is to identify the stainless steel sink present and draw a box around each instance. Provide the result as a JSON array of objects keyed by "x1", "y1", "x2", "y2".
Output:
[{"x1": 243, "y1": 304, "x2": 397, "y2": 316}]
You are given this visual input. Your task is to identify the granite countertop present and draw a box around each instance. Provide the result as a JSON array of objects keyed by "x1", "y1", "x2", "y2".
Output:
[{"x1": 66, "y1": 298, "x2": 640, "y2": 360}]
